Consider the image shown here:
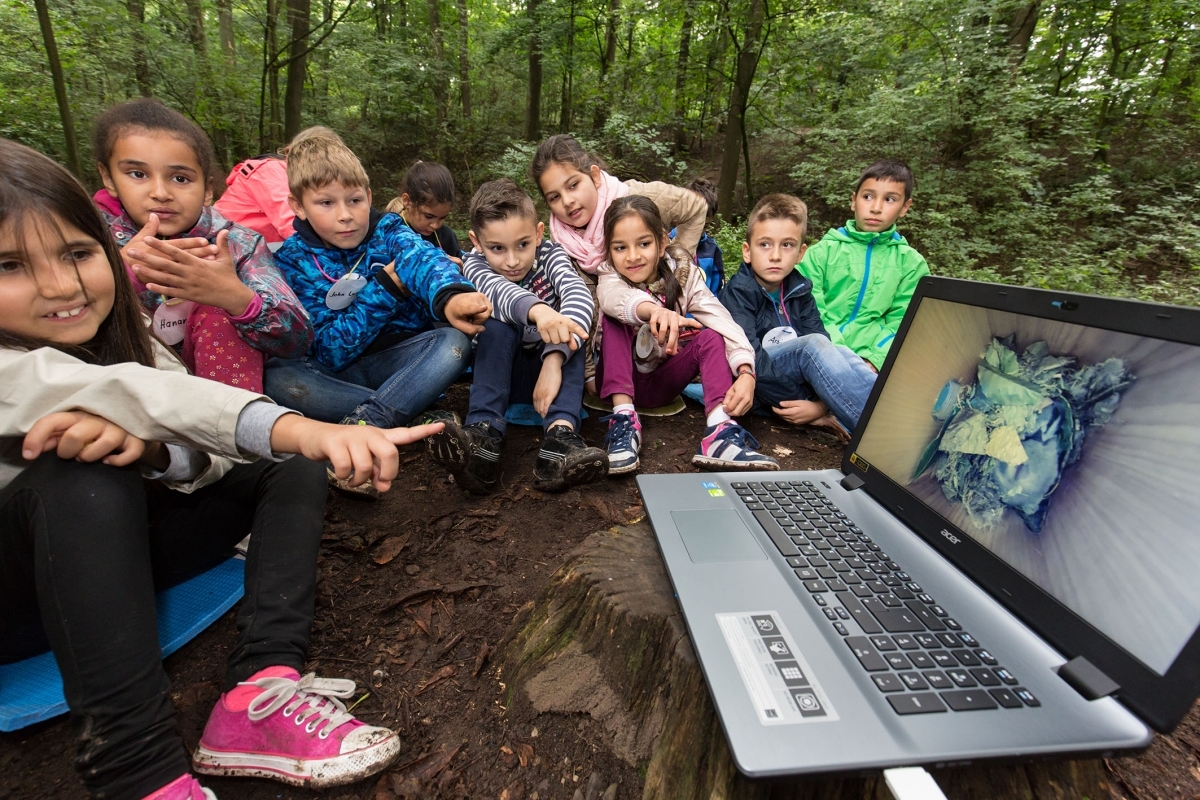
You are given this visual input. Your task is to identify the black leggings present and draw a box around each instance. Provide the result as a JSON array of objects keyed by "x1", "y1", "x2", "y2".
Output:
[{"x1": 0, "y1": 454, "x2": 327, "y2": 800}]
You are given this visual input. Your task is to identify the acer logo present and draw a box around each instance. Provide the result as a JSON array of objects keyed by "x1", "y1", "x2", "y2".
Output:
[{"x1": 941, "y1": 529, "x2": 960, "y2": 545}]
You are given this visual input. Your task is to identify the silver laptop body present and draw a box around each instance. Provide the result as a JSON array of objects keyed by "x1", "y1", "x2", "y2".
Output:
[{"x1": 638, "y1": 278, "x2": 1200, "y2": 776}]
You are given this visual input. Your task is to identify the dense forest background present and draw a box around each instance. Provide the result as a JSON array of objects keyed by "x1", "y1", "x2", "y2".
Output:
[{"x1": 4, "y1": 0, "x2": 1199, "y2": 303}]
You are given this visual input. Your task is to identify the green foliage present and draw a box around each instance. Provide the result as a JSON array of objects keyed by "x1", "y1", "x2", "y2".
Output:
[{"x1": 6, "y1": 0, "x2": 1200, "y2": 306}]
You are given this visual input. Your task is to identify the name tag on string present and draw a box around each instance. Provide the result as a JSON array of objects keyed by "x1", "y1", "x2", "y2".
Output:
[
  {"x1": 763, "y1": 325, "x2": 798, "y2": 349},
  {"x1": 153, "y1": 298, "x2": 195, "y2": 345},
  {"x1": 325, "y1": 273, "x2": 368, "y2": 310}
]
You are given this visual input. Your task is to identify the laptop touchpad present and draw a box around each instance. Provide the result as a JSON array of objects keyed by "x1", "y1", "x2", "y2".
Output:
[{"x1": 672, "y1": 509, "x2": 768, "y2": 563}]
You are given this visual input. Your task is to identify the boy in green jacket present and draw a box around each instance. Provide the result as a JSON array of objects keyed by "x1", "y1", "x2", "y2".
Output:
[{"x1": 799, "y1": 159, "x2": 930, "y2": 370}]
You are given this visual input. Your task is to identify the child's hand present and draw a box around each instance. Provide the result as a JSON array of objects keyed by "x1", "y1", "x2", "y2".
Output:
[
  {"x1": 528, "y1": 304, "x2": 588, "y2": 350},
  {"x1": 444, "y1": 291, "x2": 492, "y2": 335},
  {"x1": 636, "y1": 302, "x2": 702, "y2": 356},
  {"x1": 269, "y1": 415, "x2": 445, "y2": 492},
  {"x1": 121, "y1": 213, "x2": 213, "y2": 271},
  {"x1": 533, "y1": 351, "x2": 565, "y2": 418},
  {"x1": 22, "y1": 410, "x2": 160, "y2": 468},
  {"x1": 723, "y1": 372, "x2": 756, "y2": 417},
  {"x1": 128, "y1": 230, "x2": 257, "y2": 317},
  {"x1": 772, "y1": 399, "x2": 830, "y2": 426},
  {"x1": 448, "y1": 254, "x2": 464, "y2": 268}
]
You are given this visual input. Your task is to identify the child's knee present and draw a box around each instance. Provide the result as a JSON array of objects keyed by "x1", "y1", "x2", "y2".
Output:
[{"x1": 431, "y1": 327, "x2": 471, "y2": 361}]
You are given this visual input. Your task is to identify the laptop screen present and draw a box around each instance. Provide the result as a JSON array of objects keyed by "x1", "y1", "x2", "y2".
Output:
[{"x1": 854, "y1": 296, "x2": 1200, "y2": 676}]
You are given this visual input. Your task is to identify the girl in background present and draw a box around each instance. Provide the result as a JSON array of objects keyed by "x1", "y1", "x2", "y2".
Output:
[
  {"x1": 214, "y1": 125, "x2": 344, "y2": 247},
  {"x1": 596, "y1": 196, "x2": 778, "y2": 474},
  {"x1": 531, "y1": 134, "x2": 708, "y2": 275},
  {"x1": 0, "y1": 138, "x2": 437, "y2": 799},
  {"x1": 385, "y1": 160, "x2": 463, "y2": 265},
  {"x1": 92, "y1": 97, "x2": 311, "y2": 392}
]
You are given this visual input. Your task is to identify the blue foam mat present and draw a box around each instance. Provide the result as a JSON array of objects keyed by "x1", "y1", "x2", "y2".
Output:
[
  {"x1": 681, "y1": 382, "x2": 705, "y2": 405},
  {"x1": 0, "y1": 558, "x2": 245, "y2": 732},
  {"x1": 504, "y1": 404, "x2": 589, "y2": 427}
]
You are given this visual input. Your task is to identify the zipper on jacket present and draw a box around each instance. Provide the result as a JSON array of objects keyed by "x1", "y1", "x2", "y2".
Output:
[{"x1": 841, "y1": 238, "x2": 875, "y2": 333}]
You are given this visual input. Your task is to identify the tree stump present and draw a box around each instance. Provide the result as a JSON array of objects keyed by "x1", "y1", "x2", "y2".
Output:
[{"x1": 497, "y1": 522, "x2": 1114, "y2": 800}]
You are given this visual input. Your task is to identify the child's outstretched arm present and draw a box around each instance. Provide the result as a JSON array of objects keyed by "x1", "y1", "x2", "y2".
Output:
[{"x1": 269, "y1": 415, "x2": 443, "y2": 492}]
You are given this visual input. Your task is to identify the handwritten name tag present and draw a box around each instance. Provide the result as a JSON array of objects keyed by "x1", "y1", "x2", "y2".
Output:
[
  {"x1": 153, "y1": 299, "x2": 195, "y2": 345},
  {"x1": 325, "y1": 273, "x2": 368, "y2": 310}
]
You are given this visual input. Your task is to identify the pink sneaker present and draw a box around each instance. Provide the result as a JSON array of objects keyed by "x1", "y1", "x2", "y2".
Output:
[
  {"x1": 192, "y1": 667, "x2": 400, "y2": 788},
  {"x1": 142, "y1": 774, "x2": 216, "y2": 800}
]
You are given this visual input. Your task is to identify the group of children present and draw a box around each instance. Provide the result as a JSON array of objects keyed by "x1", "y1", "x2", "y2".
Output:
[{"x1": 0, "y1": 96, "x2": 928, "y2": 800}]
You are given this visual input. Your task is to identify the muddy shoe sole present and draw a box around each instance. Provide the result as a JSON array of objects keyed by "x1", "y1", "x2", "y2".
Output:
[
  {"x1": 535, "y1": 446, "x2": 610, "y2": 492},
  {"x1": 425, "y1": 422, "x2": 498, "y2": 495},
  {"x1": 691, "y1": 454, "x2": 780, "y2": 472}
]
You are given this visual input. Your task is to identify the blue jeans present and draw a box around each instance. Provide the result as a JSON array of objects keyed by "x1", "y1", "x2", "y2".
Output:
[
  {"x1": 264, "y1": 328, "x2": 470, "y2": 427},
  {"x1": 760, "y1": 334, "x2": 877, "y2": 430},
  {"x1": 467, "y1": 318, "x2": 586, "y2": 435}
]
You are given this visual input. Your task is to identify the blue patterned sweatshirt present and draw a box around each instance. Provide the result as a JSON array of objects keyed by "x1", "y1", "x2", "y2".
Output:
[{"x1": 275, "y1": 210, "x2": 475, "y2": 371}]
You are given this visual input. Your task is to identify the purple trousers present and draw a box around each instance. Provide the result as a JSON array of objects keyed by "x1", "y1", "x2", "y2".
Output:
[{"x1": 597, "y1": 316, "x2": 733, "y2": 414}]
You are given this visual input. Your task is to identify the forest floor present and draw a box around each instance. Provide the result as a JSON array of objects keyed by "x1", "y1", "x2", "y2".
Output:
[{"x1": 2, "y1": 382, "x2": 1199, "y2": 800}]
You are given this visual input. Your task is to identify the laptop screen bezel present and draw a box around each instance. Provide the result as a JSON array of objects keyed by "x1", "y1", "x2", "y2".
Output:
[{"x1": 841, "y1": 276, "x2": 1200, "y2": 733}]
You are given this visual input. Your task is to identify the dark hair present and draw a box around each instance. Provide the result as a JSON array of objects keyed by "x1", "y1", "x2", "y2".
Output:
[
  {"x1": 603, "y1": 195, "x2": 688, "y2": 314},
  {"x1": 0, "y1": 138, "x2": 156, "y2": 367},
  {"x1": 530, "y1": 135, "x2": 606, "y2": 190},
  {"x1": 469, "y1": 179, "x2": 538, "y2": 235},
  {"x1": 855, "y1": 159, "x2": 915, "y2": 200},
  {"x1": 686, "y1": 177, "x2": 718, "y2": 216},
  {"x1": 401, "y1": 161, "x2": 455, "y2": 207},
  {"x1": 92, "y1": 97, "x2": 216, "y2": 184}
]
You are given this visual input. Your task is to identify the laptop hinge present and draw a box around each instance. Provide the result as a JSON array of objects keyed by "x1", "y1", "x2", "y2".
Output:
[
  {"x1": 1056, "y1": 656, "x2": 1119, "y2": 700},
  {"x1": 840, "y1": 473, "x2": 865, "y2": 492}
]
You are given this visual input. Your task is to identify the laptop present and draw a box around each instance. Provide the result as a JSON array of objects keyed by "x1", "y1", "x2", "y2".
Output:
[{"x1": 637, "y1": 277, "x2": 1200, "y2": 777}]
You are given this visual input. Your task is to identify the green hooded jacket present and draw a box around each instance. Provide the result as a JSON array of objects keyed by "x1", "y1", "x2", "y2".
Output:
[{"x1": 798, "y1": 220, "x2": 930, "y2": 369}]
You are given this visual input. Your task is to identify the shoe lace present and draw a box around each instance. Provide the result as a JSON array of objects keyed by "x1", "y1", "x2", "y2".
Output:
[
  {"x1": 549, "y1": 426, "x2": 585, "y2": 447},
  {"x1": 714, "y1": 423, "x2": 762, "y2": 452},
  {"x1": 601, "y1": 414, "x2": 635, "y2": 449},
  {"x1": 243, "y1": 672, "x2": 357, "y2": 739}
]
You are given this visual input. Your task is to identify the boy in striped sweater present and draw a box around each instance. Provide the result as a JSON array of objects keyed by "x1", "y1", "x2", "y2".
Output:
[{"x1": 426, "y1": 179, "x2": 608, "y2": 493}]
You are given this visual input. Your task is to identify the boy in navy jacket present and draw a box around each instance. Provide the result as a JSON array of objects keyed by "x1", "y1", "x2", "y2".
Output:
[
  {"x1": 266, "y1": 136, "x2": 491, "y2": 430},
  {"x1": 719, "y1": 194, "x2": 876, "y2": 437}
]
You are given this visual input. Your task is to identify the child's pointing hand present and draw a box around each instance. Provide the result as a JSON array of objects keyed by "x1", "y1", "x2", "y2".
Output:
[{"x1": 444, "y1": 291, "x2": 492, "y2": 335}]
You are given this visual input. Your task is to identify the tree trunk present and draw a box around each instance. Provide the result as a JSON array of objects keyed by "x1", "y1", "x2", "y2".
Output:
[
  {"x1": 456, "y1": 0, "x2": 470, "y2": 118},
  {"x1": 375, "y1": 0, "x2": 390, "y2": 37},
  {"x1": 284, "y1": 0, "x2": 311, "y2": 141},
  {"x1": 498, "y1": 522, "x2": 1115, "y2": 800},
  {"x1": 127, "y1": 0, "x2": 153, "y2": 95},
  {"x1": 262, "y1": 0, "x2": 284, "y2": 149},
  {"x1": 426, "y1": 0, "x2": 448, "y2": 144},
  {"x1": 558, "y1": 0, "x2": 575, "y2": 130},
  {"x1": 217, "y1": 0, "x2": 236, "y2": 57},
  {"x1": 716, "y1": 0, "x2": 765, "y2": 220},
  {"x1": 1005, "y1": 2, "x2": 1039, "y2": 68},
  {"x1": 523, "y1": 0, "x2": 542, "y2": 140},
  {"x1": 592, "y1": 0, "x2": 620, "y2": 130},
  {"x1": 33, "y1": 0, "x2": 81, "y2": 177},
  {"x1": 182, "y1": 0, "x2": 209, "y2": 59},
  {"x1": 672, "y1": 0, "x2": 694, "y2": 153}
]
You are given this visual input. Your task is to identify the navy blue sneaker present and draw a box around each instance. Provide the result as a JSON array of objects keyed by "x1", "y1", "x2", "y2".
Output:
[
  {"x1": 601, "y1": 412, "x2": 642, "y2": 475},
  {"x1": 692, "y1": 421, "x2": 778, "y2": 471}
]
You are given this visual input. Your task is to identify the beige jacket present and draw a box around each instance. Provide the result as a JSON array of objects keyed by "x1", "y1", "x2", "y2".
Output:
[
  {"x1": 597, "y1": 254, "x2": 755, "y2": 374},
  {"x1": 624, "y1": 180, "x2": 708, "y2": 258},
  {"x1": 0, "y1": 341, "x2": 267, "y2": 493}
]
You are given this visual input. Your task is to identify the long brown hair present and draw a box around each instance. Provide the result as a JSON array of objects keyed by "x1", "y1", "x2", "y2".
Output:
[
  {"x1": 602, "y1": 195, "x2": 691, "y2": 313},
  {"x1": 0, "y1": 138, "x2": 156, "y2": 367}
]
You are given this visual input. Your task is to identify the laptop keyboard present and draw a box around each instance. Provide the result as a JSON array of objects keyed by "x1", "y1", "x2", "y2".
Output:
[{"x1": 733, "y1": 480, "x2": 1040, "y2": 716}]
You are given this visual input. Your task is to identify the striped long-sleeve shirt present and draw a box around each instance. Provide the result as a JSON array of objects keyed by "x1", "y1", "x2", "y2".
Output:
[{"x1": 462, "y1": 240, "x2": 594, "y2": 361}]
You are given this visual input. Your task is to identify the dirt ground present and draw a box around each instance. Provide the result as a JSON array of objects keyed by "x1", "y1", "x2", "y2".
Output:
[{"x1": 2, "y1": 383, "x2": 1199, "y2": 799}]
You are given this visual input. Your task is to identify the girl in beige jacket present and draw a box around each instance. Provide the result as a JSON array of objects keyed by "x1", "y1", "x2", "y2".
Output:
[
  {"x1": 594, "y1": 196, "x2": 778, "y2": 474},
  {"x1": 0, "y1": 139, "x2": 440, "y2": 799}
]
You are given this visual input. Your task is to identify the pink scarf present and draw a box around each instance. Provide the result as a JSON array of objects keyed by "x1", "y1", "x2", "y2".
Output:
[{"x1": 548, "y1": 170, "x2": 629, "y2": 274}]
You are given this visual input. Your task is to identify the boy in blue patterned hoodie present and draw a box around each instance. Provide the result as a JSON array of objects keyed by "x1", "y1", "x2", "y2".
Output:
[{"x1": 266, "y1": 137, "x2": 491, "y2": 429}]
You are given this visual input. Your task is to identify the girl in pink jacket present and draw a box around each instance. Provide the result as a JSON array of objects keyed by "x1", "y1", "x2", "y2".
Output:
[{"x1": 596, "y1": 196, "x2": 778, "y2": 474}]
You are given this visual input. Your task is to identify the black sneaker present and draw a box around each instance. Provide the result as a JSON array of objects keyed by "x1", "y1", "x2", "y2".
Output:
[
  {"x1": 426, "y1": 420, "x2": 503, "y2": 494},
  {"x1": 534, "y1": 425, "x2": 609, "y2": 492},
  {"x1": 417, "y1": 409, "x2": 461, "y2": 427}
]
